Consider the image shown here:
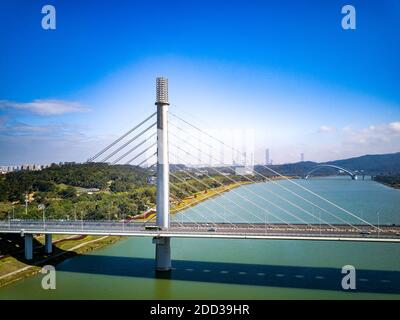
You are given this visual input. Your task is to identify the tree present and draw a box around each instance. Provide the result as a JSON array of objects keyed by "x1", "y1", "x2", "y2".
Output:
[
  {"x1": 0, "y1": 179, "x2": 7, "y2": 202},
  {"x1": 110, "y1": 180, "x2": 134, "y2": 192},
  {"x1": 57, "y1": 186, "x2": 76, "y2": 199},
  {"x1": 33, "y1": 180, "x2": 56, "y2": 192}
]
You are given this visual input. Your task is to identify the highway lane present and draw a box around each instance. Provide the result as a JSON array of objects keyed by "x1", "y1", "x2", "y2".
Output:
[{"x1": 1, "y1": 220, "x2": 400, "y2": 242}]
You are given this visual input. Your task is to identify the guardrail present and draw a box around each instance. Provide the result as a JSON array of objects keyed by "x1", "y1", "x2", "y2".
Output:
[{"x1": 1, "y1": 220, "x2": 399, "y2": 241}]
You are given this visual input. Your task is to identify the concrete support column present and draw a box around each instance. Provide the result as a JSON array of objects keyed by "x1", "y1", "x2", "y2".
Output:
[
  {"x1": 44, "y1": 234, "x2": 52, "y2": 254},
  {"x1": 24, "y1": 234, "x2": 33, "y2": 260},
  {"x1": 153, "y1": 237, "x2": 171, "y2": 271}
]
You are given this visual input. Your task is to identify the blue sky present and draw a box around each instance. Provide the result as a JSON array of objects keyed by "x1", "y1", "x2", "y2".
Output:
[{"x1": 0, "y1": 0, "x2": 399, "y2": 165}]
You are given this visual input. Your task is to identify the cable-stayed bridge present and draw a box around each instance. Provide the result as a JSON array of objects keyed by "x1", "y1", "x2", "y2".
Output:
[{"x1": 1, "y1": 77, "x2": 399, "y2": 271}]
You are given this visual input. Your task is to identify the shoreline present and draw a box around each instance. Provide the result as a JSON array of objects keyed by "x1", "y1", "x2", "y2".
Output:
[
  {"x1": 132, "y1": 180, "x2": 254, "y2": 222},
  {"x1": 133, "y1": 176, "x2": 293, "y2": 222},
  {"x1": 0, "y1": 177, "x2": 281, "y2": 289},
  {"x1": 170, "y1": 180, "x2": 253, "y2": 214},
  {"x1": 374, "y1": 181, "x2": 400, "y2": 190}
]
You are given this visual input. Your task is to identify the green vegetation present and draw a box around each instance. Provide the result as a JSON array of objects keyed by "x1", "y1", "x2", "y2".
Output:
[
  {"x1": 373, "y1": 176, "x2": 400, "y2": 189},
  {"x1": 0, "y1": 163, "x2": 155, "y2": 220},
  {"x1": 0, "y1": 163, "x2": 260, "y2": 221},
  {"x1": 0, "y1": 162, "x2": 149, "y2": 200}
]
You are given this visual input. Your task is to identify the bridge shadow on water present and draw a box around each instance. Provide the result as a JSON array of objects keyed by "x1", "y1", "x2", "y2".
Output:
[
  {"x1": 57, "y1": 255, "x2": 400, "y2": 295},
  {"x1": 2, "y1": 234, "x2": 399, "y2": 295}
]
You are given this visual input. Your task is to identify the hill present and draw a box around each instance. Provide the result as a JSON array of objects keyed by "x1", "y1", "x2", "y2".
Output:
[
  {"x1": 255, "y1": 152, "x2": 400, "y2": 177},
  {"x1": 325, "y1": 152, "x2": 400, "y2": 175},
  {"x1": 0, "y1": 162, "x2": 151, "y2": 202}
]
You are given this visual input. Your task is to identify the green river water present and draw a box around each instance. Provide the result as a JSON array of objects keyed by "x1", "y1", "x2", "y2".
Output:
[{"x1": 1, "y1": 176, "x2": 399, "y2": 299}]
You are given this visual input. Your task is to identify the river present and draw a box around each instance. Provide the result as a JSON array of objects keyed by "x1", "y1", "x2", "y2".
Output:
[{"x1": 1, "y1": 176, "x2": 399, "y2": 299}]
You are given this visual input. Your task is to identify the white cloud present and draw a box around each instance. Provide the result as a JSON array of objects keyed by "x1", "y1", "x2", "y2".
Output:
[
  {"x1": 294, "y1": 121, "x2": 400, "y2": 163},
  {"x1": 0, "y1": 121, "x2": 98, "y2": 164},
  {"x1": 342, "y1": 121, "x2": 400, "y2": 146},
  {"x1": 389, "y1": 121, "x2": 400, "y2": 133},
  {"x1": 318, "y1": 125, "x2": 336, "y2": 133},
  {"x1": 0, "y1": 99, "x2": 90, "y2": 115},
  {"x1": 0, "y1": 120, "x2": 87, "y2": 138}
]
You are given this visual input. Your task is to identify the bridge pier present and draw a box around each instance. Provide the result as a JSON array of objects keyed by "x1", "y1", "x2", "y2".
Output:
[
  {"x1": 44, "y1": 234, "x2": 52, "y2": 254},
  {"x1": 153, "y1": 237, "x2": 171, "y2": 272},
  {"x1": 24, "y1": 234, "x2": 33, "y2": 260}
]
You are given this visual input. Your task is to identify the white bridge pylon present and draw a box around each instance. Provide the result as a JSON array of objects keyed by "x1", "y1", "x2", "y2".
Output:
[{"x1": 153, "y1": 76, "x2": 171, "y2": 272}]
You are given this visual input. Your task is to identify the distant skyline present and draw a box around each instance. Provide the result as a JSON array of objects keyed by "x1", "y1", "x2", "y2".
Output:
[{"x1": 1, "y1": 0, "x2": 399, "y2": 165}]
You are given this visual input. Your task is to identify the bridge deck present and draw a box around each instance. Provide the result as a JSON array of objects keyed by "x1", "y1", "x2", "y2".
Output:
[{"x1": 1, "y1": 221, "x2": 399, "y2": 242}]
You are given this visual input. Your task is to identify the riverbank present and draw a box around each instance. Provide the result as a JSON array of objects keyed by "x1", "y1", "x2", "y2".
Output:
[
  {"x1": 373, "y1": 176, "x2": 400, "y2": 189},
  {"x1": 132, "y1": 180, "x2": 254, "y2": 222},
  {"x1": 170, "y1": 181, "x2": 253, "y2": 214},
  {"x1": 0, "y1": 234, "x2": 121, "y2": 288}
]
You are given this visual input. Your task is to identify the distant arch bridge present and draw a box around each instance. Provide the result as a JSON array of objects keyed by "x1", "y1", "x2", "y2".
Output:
[{"x1": 304, "y1": 165, "x2": 357, "y2": 180}]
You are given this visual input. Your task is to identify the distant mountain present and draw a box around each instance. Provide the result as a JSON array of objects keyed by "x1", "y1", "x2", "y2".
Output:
[
  {"x1": 254, "y1": 161, "x2": 317, "y2": 177},
  {"x1": 255, "y1": 152, "x2": 400, "y2": 177},
  {"x1": 325, "y1": 152, "x2": 400, "y2": 175}
]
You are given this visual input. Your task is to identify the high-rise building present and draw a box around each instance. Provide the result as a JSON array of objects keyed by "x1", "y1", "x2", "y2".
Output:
[
  {"x1": 265, "y1": 148, "x2": 270, "y2": 165},
  {"x1": 301, "y1": 153, "x2": 304, "y2": 162}
]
